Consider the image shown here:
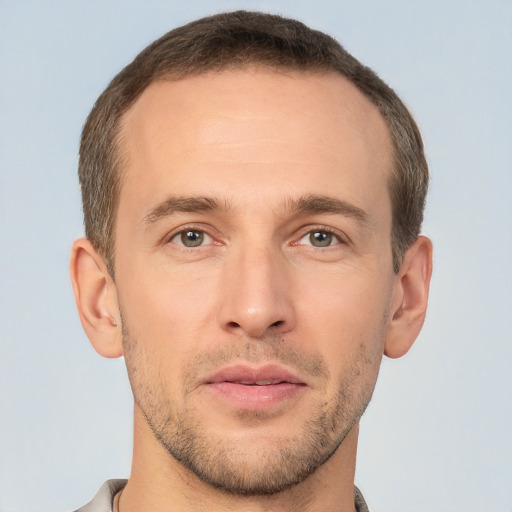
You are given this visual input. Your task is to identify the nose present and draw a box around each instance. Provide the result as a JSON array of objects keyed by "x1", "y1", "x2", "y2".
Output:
[{"x1": 217, "y1": 244, "x2": 296, "y2": 339}]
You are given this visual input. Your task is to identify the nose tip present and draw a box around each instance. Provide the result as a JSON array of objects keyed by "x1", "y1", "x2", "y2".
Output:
[
  {"x1": 225, "y1": 308, "x2": 289, "y2": 338},
  {"x1": 218, "y1": 249, "x2": 295, "y2": 339}
]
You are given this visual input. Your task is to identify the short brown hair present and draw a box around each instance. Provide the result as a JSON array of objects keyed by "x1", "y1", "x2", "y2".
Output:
[{"x1": 79, "y1": 10, "x2": 428, "y2": 275}]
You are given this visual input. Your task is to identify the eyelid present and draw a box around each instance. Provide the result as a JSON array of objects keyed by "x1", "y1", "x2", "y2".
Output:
[
  {"x1": 161, "y1": 223, "x2": 348, "y2": 247},
  {"x1": 164, "y1": 224, "x2": 218, "y2": 246},
  {"x1": 172, "y1": 230, "x2": 213, "y2": 247},
  {"x1": 292, "y1": 225, "x2": 349, "y2": 246}
]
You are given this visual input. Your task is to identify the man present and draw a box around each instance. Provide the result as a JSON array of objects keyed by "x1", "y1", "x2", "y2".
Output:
[{"x1": 70, "y1": 10, "x2": 432, "y2": 512}]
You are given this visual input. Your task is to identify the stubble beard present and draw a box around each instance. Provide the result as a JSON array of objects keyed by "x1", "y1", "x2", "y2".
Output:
[{"x1": 122, "y1": 322, "x2": 384, "y2": 496}]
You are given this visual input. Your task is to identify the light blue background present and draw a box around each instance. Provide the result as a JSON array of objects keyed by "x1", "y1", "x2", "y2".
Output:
[{"x1": 1, "y1": 1, "x2": 511, "y2": 511}]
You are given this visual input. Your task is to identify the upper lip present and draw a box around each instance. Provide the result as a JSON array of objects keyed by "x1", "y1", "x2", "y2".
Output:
[{"x1": 204, "y1": 364, "x2": 305, "y2": 386}]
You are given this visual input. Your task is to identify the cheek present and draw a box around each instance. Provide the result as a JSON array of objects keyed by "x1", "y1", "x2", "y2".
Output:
[
  {"x1": 297, "y1": 265, "x2": 391, "y2": 330},
  {"x1": 295, "y1": 267, "x2": 391, "y2": 373},
  {"x1": 118, "y1": 258, "x2": 221, "y2": 332},
  {"x1": 116, "y1": 260, "x2": 228, "y2": 395}
]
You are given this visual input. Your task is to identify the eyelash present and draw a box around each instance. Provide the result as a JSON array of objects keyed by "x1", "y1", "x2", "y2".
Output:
[
  {"x1": 294, "y1": 226, "x2": 348, "y2": 248},
  {"x1": 166, "y1": 225, "x2": 217, "y2": 247},
  {"x1": 165, "y1": 224, "x2": 347, "y2": 249}
]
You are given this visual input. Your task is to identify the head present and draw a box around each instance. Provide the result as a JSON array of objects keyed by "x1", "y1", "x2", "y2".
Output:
[
  {"x1": 79, "y1": 10, "x2": 428, "y2": 277},
  {"x1": 71, "y1": 11, "x2": 432, "y2": 499}
]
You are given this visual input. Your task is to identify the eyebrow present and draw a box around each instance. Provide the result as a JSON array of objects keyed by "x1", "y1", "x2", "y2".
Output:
[
  {"x1": 143, "y1": 196, "x2": 223, "y2": 225},
  {"x1": 143, "y1": 193, "x2": 369, "y2": 227},
  {"x1": 290, "y1": 194, "x2": 369, "y2": 225}
]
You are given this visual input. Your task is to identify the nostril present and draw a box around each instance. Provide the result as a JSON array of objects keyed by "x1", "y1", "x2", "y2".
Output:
[{"x1": 223, "y1": 318, "x2": 287, "y2": 336}]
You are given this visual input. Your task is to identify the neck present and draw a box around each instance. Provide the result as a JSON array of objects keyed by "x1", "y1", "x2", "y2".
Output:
[{"x1": 120, "y1": 408, "x2": 359, "y2": 512}]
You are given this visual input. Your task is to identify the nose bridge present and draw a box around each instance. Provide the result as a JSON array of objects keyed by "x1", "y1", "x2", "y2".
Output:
[{"x1": 218, "y1": 237, "x2": 294, "y2": 338}]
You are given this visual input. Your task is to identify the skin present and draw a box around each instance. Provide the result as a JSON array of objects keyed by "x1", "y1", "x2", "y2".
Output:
[{"x1": 70, "y1": 68, "x2": 432, "y2": 511}]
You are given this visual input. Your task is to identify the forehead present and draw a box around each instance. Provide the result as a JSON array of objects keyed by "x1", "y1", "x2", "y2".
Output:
[{"x1": 117, "y1": 68, "x2": 393, "y2": 220}]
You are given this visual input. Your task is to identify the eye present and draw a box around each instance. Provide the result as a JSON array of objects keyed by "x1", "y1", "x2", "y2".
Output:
[
  {"x1": 170, "y1": 229, "x2": 213, "y2": 248},
  {"x1": 299, "y1": 230, "x2": 341, "y2": 247}
]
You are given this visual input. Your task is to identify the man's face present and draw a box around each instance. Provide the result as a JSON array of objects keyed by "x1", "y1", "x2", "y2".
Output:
[{"x1": 114, "y1": 69, "x2": 396, "y2": 494}]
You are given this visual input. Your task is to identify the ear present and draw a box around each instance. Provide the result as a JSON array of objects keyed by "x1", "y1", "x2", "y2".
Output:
[
  {"x1": 69, "y1": 238, "x2": 123, "y2": 358},
  {"x1": 385, "y1": 236, "x2": 433, "y2": 359}
]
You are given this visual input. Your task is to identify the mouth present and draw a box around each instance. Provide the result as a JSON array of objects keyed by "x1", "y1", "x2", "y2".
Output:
[{"x1": 203, "y1": 364, "x2": 307, "y2": 410}]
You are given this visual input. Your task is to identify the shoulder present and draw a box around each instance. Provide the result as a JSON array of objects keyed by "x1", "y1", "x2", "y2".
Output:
[
  {"x1": 355, "y1": 485, "x2": 371, "y2": 512},
  {"x1": 73, "y1": 479, "x2": 127, "y2": 512}
]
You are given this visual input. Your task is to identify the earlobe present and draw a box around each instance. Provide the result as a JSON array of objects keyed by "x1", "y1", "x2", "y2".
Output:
[
  {"x1": 69, "y1": 238, "x2": 123, "y2": 358},
  {"x1": 385, "y1": 236, "x2": 433, "y2": 359}
]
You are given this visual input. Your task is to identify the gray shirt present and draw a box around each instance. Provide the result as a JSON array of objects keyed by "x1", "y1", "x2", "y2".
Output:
[{"x1": 75, "y1": 479, "x2": 370, "y2": 511}]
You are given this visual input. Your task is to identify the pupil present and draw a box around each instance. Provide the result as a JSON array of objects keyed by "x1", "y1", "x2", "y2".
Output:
[
  {"x1": 310, "y1": 231, "x2": 332, "y2": 247},
  {"x1": 181, "y1": 230, "x2": 204, "y2": 247}
]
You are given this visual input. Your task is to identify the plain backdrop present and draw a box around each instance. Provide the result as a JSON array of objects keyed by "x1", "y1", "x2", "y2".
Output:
[{"x1": 0, "y1": 1, "x2": 511, "y2": 511}]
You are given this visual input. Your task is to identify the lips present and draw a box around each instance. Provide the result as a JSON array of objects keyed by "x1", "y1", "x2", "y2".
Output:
[
  {"x1": 205, "y1": 364, "x2": 305, "y2": 386},
  {"x1": 203, "y1": 364, "x2": 307, "y2": 410}
]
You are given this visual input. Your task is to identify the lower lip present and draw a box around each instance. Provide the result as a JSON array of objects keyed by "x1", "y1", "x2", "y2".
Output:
[{"x1": 206, "y1": 382, "x2": 306, "y2": 410}]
